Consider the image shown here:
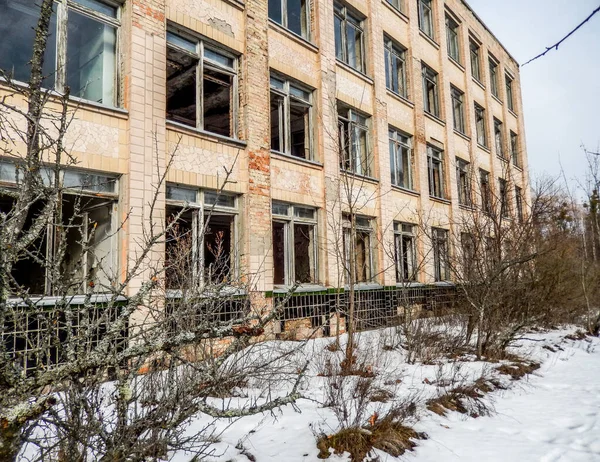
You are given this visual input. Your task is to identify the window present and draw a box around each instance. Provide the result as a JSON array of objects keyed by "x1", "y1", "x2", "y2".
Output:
[
  {"x1": 384, "y1": 36, "x2": 408, "y2": 98},
  {"x1": 427, "y1": 145, "x2": 445, "y2": 199},
  {"x1": 515, "y1": 186, "x2": 523, "y2": 222},
  {"x1": 469, "y1": 38, "x2": 481, "y2": 82},
  {"x1": 272, "y1": 202, "x2": 318, "y2": 286},
  {"x1": 456, "y1": 158, "x2": 471, "y2": 206},
  {"x1": 505, "y1": 74, "x2": 514, "y2": 111},
  {"x1": 480, "y1": 169, "x2": 491, "y2": 213},
  {"x1": 0, "y1": 163, "x2": 118, "y2": 295},
  {"x1": 334, "y1": 2, "x2": 365, "y2": 73},
  {"x1": 451, "y1": 85, "x2": 465, "y2": 134},
  {"x1": 167, "y1": 31, "x2": 238, "y2": 138},
  {"x1": 494, "y1": 118, "x2": 505, "y2": 159},
  {"x1": 0, "y1": 0, "x2": 119, "y2": 106},
  {"x1": 343, "y1": 215, "x2": 374, "y2": 283},
  {"x1": 489, "y1": 56, "x2": 499, "y2": 98},
  {"x1": 460, "y1": 232, "x2": 476, "y2": 280},
  {"x1": 418, "y1": 0, "x2": 434, "y2": 39},
  {"x1": 510, "y1": 131, "x2": 519, "y2": 166},
  {"x1": 386, "y1": 0, "x2": 404, "y2": 13},
  {"x1": 389, "y1": 128, "x2": 413, "y2": 190},
  {"x1": 270, "y1": 75, "x2": 313, "y2": 160},
  {"x1": 446, "y1": 15, "x2": 460, "y2": 63},
  {"x1": 474, "y1": 103, "x2": 487, "y2": 147},
  {"x1": 422, "y1": 64, "x2": 440, "y2": 117},
  {"x1": 498, "y1": 178, "x2": 508, "y2": 217},
  {"x1": 394, "y1": 222, "x2": 416, "y2": 282},
  {"x1": 432, "y1": 228, "x2": 450, "y2": 281},
  {"x1": 268, "y1": 0, "x2": 310, "y2": 39},
  {"x1": 165, "y1": 186, "x2": 239, "y2": 287},
  {"x1": 338, "y1": 104, "x2": 371, "y2": 176}
]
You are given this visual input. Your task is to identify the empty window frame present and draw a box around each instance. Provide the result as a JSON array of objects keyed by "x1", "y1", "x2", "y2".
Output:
[
  {"x1": 474, "y1": 102, "x2": 487, "y2": 147},
  {"x1": 456, "y1": 158, "x2": 471, "y2": 206},
  {"x1": 0, "y1": 163, "x2": 118, "y2": 296},
  {"x1": 272, "y1": 202, "x2": 318, "y2": 286},
  {"x1": 451, "y1": 85, "x2": 465, "y2": 134},
  {"x1": 394, "y1": 222, "x2": 416, "y2": 282},
  {"x1": 469, "y1": 38, "x2": 481, "y2": 82},
  {"x1": 343, "y1": 215, "x2": 374, "y2": 284},
  {"x1": 427, "y1": 145, "x2": 445, "y2": 199},
  {"x1": 505, "y1": 74, "x2": 515, "y2": 111},
  {"x1": 334, "y1": 2, "x2": 366, "y2": 73},
  {"x1": 494, "y1": 118, "x2": 505, "y2": 159},
  {"x1": 0, "y1": 0, "x2": 119, "y2": 106},
  {"x1": 515, "y1": 186, "x2": 524, "y2": 222},
  {"x1": 480, "y1": 169, "x2": 491, "y2": 213},
  {"x1": 446, "y1": 14, "x2": 460, "y2": 63},
  {"x1": 270, "y1": 75, "x2": 313, "y2": 160},
  {"x1": 384, "y1": 36, "x2": 408, "y2": 98},
  {"x1": 338, "y1": 104, "x2": 371, "y2": 176},
  {"x1": 460, "y1": 232, "x2": 476, "y2": 280},
  {"x1": 166, "y1": 30, "x2": 238, "y2": 138},
  {"x1": 432, "y1": 227, "x2": 450, "y2": 281},
  {"x1": 268, "y1": 0, "x2": 311, "y2": 39},
  {"x1": 389, "y1": 128, "x2": 413, "y2": 190},
  {"x1": 489, "y1": 56, "x2": 499, "y2": 98},
  {"x1": 498, "y1": 178, "x2": 509, "y2": 217},
  {"x1": 422, "y1": 64, "x2": 440, "y2": 117},
  {"x1": 165, "y1": 185, "x2": 239, "y2": 287},
  {"x1": 418, "y1": 0, "x2": 434, "y2": 39},
  {"x1": 510, "y1": 131, "x2": 519, "y2": 166}
]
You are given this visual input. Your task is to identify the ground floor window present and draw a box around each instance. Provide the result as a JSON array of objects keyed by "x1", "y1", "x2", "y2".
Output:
[
  {"x1": 432, "y1": 227, "x2": 450, "y2": 282},
  {"x1": 394, "y1": 222, "x2": 416, "y2": 282},
  {"x1": 343, "y1": 214, "x2": 374, "y2": 284}
]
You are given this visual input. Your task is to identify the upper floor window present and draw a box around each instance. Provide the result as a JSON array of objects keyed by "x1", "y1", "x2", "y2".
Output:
[
  {"x1": 389, "y1": 128, "x2": 413, "y2": 190},
  {"x1": 338, "y1": 104, "x2": 371, "y2": 177},
  {"x1": 384, "y1": 36, "x2": 407, "y2": 98},
  {"x1": 474, "y1": 102, "x2": 487, "y2": 147},
  {"x1": 422, "y1": 64, "x2": 440, "y2": 118},
  {"x1": 272, "y1": 202, "x2": 318, "y2": 286},
  {"x1": 505, "y1": 74, "x2": 515, "y2": 111},
  {"x1": 498, "y1": 178, "x2": 509, "y2": 217},
  {"x1": 480, "y1": 169, "x2": 491, "y2": 213},
  {"x1": 510, "y1": 131, "x2": 519, "y2": 166},
  {"x1": 446, "y1": 14, "x2": 460, "y2": 63},
  {"x1": 432, "y1": 227, "x2": 450, "y2": 281},
  {"x1": 269, "y1": 0, "x2": 310, "y2": 40},
  {"x1": 515, "y1": 186, "x2": 524, "y2": 222},
  {"x1": 270, "y1": 75, "x2": 313, "y2": 160},
  {"x1": 427, "y1": 145, "x2": 445, "y2": 199},
  {"x1": 334, "y1": 2, "x2": 366, "y2": 73},
  {"x1": 469, "y1": 38, "x2": 481, "y2": 82},
  {"x1": 343, "y1": 214, "x2": 374, "y2": 284},
  {"x1": 489, "y1": 56, "x2": 500, "y2": 98},
  {"x1": 385, "y1": 0, "x2": 404, "y2": 13},
  {"x1": 0, "y1": 0, "x2": 119, "y2": 107},
  {"x1": 418, "y1": 0, "x2": 434, "y2": 39},
  {"x1": 166, "y1": 31, "x2": 238, "y2": 138},
  {"x1": 456, "y1": 157, "x2": 471, "y2": 206},
  {"x1": 394, "y1": 222, "x2": 417, "y2": 282},
  {"x1": 451, "y1": 85, "x2": 465, "y2": 134},
  {"x1": 494, "y1": 118, "x2": 505, "y2": 159}
]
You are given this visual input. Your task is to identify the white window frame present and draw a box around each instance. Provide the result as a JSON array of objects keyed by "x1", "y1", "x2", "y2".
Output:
[
  {"x1": 334, "y1": 2, "x2": 366, "y2": 73},
  {"x1": 475, "y1": 102, "x2": 487, "y2": 147},
  {"x1": 394, "y1": 222, "x2": 417, "y2": 282},
  {"x1": 338, "y1": 104, "x2": 371, "y2": 177},
  {"x1": 422, "y1": 63, "x2": 440, "y2": 118},
  {"x1": 384, "y1": 36, "x2": 408, "y2": 98},
  {"x1": 343, "y1": 214, "x2": 374, "y2": 284},
  {"x1": 418, "y1": 0, "x2": 435, "y2": 39},
  {"x1": 451, "y1": 85, "x2": 465, "y2": 134},
  {"x1": 389, "y1": 127, "x2": 413, "y2": 190},
  {"x1": 268, "y1": 0, "x2": 311, "y2": 40},
  {"x1": 427, "y1": 145, "x2": 445, "y2": 199},
  {"x1": 446, "y1": 14, "x2": 460, "y2": 63},
  {"x1": 469, "y1": 38, "x2": 481, "y2": 82},
  {"x1": 456, "y1": 157, "x2": 471, "y2": 206}
]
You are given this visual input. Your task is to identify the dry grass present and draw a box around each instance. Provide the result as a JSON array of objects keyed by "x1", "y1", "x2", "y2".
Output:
[
  {"x1": 495, "y1": 361, "x2": 540, "y2": 380},
  {"x1": 426, "y1": 378, "x2": 497, "y2": 418}
]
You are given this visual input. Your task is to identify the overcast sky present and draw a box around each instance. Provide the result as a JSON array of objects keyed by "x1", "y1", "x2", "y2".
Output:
[{"x1": 467, "y1": 0, "x2": 600, "y2": 197}]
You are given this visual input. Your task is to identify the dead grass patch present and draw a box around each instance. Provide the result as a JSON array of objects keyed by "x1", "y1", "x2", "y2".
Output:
[
  {"x1": 495, "y1": 361, "x2": 540, "y2": 380},
  {"x1": 426, "y1": 378, "x2": 496, "y2": 418}
]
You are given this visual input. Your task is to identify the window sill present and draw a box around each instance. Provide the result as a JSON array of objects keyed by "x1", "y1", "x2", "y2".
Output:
[
  {"x1": 391, "y1": 184, "x2": 420, "y2": 197},
  {"x1": 340, "y1": 170, "x2": 379, "y2": 185},
  {"x1": 268, "y1": 20, "x2": 318, "y2": 53},
  {"x1": 166, "y1": 120, "x2": 247, "y2": 148},
  {"x1": 386, "y1": 89, "x2": 414, "y2": 108},
  {"x1": 335, "y1": 60, "x2": 373, "y2": 85},
  {"x1": 345, "y1": 283, "x2": 384, "y2": 291},
  {"x1": 453, "y1": 129, "x2": 471, "y2": 142},
  {"x1": 271, "y1": 150, "x2": 323, "y2": 169},
  {"x1": 165, "y1": 287, "x2": 247, "y2": 299},
  {"x1": 508, "y1": 108, "x2": 518, "y2": 118},
  {"x1": 459, "y1": 203, "x2": 476, "y2": 212},
  {"x1": 491, "y1": 94, "x2": 503, "y2": 105},
  {"x1": 472, "y1": 77, "x2": 485, "y2": 91},
  {"x1": 424, "y1": 111, "x2": 446, "y2": 127},
  {"x1": 6, "y1": 294, "x2": 127, "y2": 307},
  {"x1": 496, "y1": 154, "x2": 509, "y2": 163},
  {"x1": 273, "y1": 284, "x2": 327, "y2": 294},
  {"x1": 476, "y1": 143, "x2": 491, "y2": 153},
  {"x1": 382, "y1": 0, "x2": 409, "y2": 24},
  {"x1": 429, "y1": 195, "x2": 451, "y2": 205},
  {"x1": 419, "y1": 30, "x2": 440, "y2": 49},
  {"x1": 396, "y1": 281, "x2": 426, "y2": 288},
  {"x1": 222, "y1": 0, "x2": 245, "y2": 11},
  {"x1": 449, "y1": 56, "x2": 465, "y2": 72},
  {"x1": 513, "y1": 164, "x2": 523, "y2": 172}
]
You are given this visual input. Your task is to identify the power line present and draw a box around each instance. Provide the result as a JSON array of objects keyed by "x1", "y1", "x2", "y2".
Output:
[{"x1": 522, "y1": 4, "x2": 600, "y2": 66}]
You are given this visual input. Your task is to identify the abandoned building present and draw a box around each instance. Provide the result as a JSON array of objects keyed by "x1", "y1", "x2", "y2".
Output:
[{"x1": 0, "y1": 0, "x2": 529, "y2": 342}]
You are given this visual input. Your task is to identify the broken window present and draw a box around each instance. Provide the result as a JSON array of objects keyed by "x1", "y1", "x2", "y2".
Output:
[
  {"x1": 384, "y1": 36, "x2": 407, "y2": 98},
  {"x1": 269, "y1": 0, "x2": 311, "y2": 39},
  {"x1": 480, "y1": 169, "x2": 491, "y2": 213},
  {"x1": 418, "y1": 0, "x2": 434, "y2": 39},
  {"x1": 510, "y1": 131, "x2": 519, "y2": 166},
  {"x1": 270, "y1": 75, "x2": 313, "y2": 160},
  {"x1": 0, "y1": 163, "x2": 118, "y2": 296},
  {"x1": 334, "y1": 2, "x2": 366, "y2": 73},
  {"x1": 456, "y1": 157, "x2": 471, "y2": 206},
  {"x1": 451, "y1": 85, "x2": 465, "y2": 134},
  {"x1": 272, "y1": 202, "x2": 318, "y2": 286},
  {"x1": 475, "y1": 102, "x2": 487, "y2": 147},
  {"x1": 422, "y1": 64, "x2": 440, "y2": 118},
  {"x1": 505, "y1": 74, "x2": 515, "y2": 111},
  {"x1": 165, "y1": 185, "x2": 238, "y2": 288},
  {"x1": 167, "y1": 31, "x2": 237, "y2": 138},
  {"x1": 498, "y1": 178, "x2": 509, "y2": 218},
  {"x1": 338, "y1": 104, "x2": 371, "y2": 177},
  {"x1": 394, "y1": 222, "x2": 416, "y2": 282},
  {"x1": 446, "y1": 14, "x2": 460, "y2": 63},
  {"x1": 427, "y1": 145, "x2": 445, "y2": 199},
  {"x1": 432, "y1": 227, "x2": 450, "y2": 282},
  {"x1": 494, "y1": 118, "x2": 505, "y2": 159},
  {"x1": 389, "y1": 128, "x2": 413, "y2": 190},
  {"x1": 489, "y1": 56, "x2": 499, "y2": 98},
  {"x1": 343, "y1": 215, "x2": 374, "y2": 284},
  {"x1": 469, "y1": 38, "x2": 481, "y2": 82}
]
